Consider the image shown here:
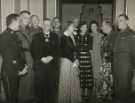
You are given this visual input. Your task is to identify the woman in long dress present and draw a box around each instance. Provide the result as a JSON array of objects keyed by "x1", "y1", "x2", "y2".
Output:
[
  {"x1": 17, "y1": 11, "x2": 34, "y2": 103},
  {"x1": 97, "y1": 20, "x2": 115, "y2": 100},
  {"x1": 58, "y1": 21, "x2": 81, "y2": 103},
  {"x1": 89, "y1": 21, "x2": 103, "y2": 97},
  {"x1": 77, "y1": 22, "x2": 93, "y2": 102}
]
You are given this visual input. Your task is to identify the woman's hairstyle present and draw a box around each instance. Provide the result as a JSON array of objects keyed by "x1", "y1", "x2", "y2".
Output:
[
  {"x1": 89, "y1": 20, "x2": 99, "y2": 27},
  {"x1": 89, "y1": 20, "x2": 99, "y2": 32},
  {"x1": 79, "y1": 21, "x2": 87, "y2": 28},
  {"x1": 78, "y1": 21, "x2": 88, "y2": 32},
  {"x1": 64, "y1": 20, "x2": 74, "y2": 31}
]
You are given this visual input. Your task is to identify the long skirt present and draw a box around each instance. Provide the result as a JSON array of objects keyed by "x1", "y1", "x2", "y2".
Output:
[
  {"x1": 94, "y1": 61, "x2": 113, "y2": 100},
  {"x1": 58, "y1": 58, "x2": 81, "y2": 103}
]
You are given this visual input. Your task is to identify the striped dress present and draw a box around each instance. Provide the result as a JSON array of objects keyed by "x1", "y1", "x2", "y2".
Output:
[{"x1": 78, "y1": 34, "x2": 93, "y2": 89}]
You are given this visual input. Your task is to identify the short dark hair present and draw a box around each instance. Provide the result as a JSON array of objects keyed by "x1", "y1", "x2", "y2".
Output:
[
  {"x1": 20, "y1": 10, "x2": 31, "y2": 15},
  {"x1": 6, "y1": 13, "x2": 19, "y2": 27},
  {"x1": 89, "y1": 20, "x2": 99, "y2": 32},
  {"x1": 89, "y1": 20, "x2": 99, "y2": 27},
  {"x1": 79, "y1": 21, "x2": 87, "y2": 28},
  {"x1": 78, "y1": 21, "x2": 88, "y2": 33},
  {"x1": 119, "y1": 13, "x2": 129, "y2": 20}
]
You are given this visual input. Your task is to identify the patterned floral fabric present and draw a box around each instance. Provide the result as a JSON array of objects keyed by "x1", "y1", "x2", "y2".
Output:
[{"x1": 94, "y1": 35, "x2": 113, "y2": 100}]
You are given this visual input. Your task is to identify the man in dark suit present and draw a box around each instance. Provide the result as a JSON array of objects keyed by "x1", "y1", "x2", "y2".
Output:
[
  {"x1": 31, "y1": 18, "x2": 59, "y2": 103},
  {"x1": 113, "y1": 14, "x2": 135, "y2": 103},
  {"x1": 0, "y1": 14, "x2": 28, "y2": 103}
]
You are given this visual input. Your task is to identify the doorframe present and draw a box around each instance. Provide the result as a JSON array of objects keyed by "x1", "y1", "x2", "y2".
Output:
[{"x1": 59, "y1": 0, "x2": 115, "y2": 25}]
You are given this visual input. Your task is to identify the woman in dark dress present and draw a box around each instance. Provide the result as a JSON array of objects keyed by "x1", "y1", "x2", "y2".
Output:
[
  {"x1": 58, "y1": 21, "x2": 81, "y2": 103},
  {"x1": 77, "y1": 22, "x2": 93, "y2": 102}
]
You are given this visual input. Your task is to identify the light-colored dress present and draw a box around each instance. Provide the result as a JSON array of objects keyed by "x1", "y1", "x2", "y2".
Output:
[
  {"x1": 91, "y1": 32, "x2": 102, "y2": 80},
  {"x1": 58, "y1": 33, "x2": 81, "y2": 103},
  {"x1": 58, "y1": 58, "x2": 81, "y2": 103},
  {"x1": 90, "y1": 32, "x2": 103, "y2": 96}
]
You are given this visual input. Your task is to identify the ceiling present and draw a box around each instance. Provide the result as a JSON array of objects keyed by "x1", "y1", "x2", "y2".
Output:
[{"x1": 62, "y1": 0, "x2": 114, "y2": 4}]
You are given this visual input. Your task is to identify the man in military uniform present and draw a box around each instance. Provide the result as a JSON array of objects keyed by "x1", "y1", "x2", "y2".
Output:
[
  {"x1": 113, "y1": 14, "x2": 135, "y2": 103},
  {"x1": 31, "y1": 18, "x2": 59, "y2": 103},
  {"x1": 0, "y1": 14, "x2": 27, "y2": 103}
]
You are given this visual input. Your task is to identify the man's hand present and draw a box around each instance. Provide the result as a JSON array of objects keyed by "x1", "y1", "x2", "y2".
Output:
[
  {"x1": 18, "y1": 65, "x2": 28, "y2": 76},
  {"x1": 41, "y1": 56, "x2": 53, "y2": 64}
]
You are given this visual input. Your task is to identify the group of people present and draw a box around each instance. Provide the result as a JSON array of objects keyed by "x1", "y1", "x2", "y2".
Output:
[{"x1": 0, "y1": 10, "x2": 135, "y2": 103}]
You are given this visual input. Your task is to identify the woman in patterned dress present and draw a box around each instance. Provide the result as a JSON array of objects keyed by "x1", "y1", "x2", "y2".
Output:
[
  {"x1": 97, "y1": 20, "x2": 115, "y2": 100},
  {"x1": 89, "y1": 21, "x2": 103, "y2": 97},
  {"x1": 77, "y1": 22, "x2": 93, "y2": 102},
  {"x1": 58, "y1": 21, "x2": 81, "y2": 103}
]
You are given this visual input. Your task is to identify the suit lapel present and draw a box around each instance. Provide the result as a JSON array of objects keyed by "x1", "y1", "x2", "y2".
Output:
[{"x1": 67, "y1": 36, "x2": 76, "y2": 50}]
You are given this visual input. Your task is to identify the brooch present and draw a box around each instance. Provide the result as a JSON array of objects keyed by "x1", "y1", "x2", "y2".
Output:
[{"x1": 44, "y1": 34, "x2": 50, "y2": 42}]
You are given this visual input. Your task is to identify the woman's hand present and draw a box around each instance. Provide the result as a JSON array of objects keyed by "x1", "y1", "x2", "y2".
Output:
[
  {"x1": 73, "y1": 59, "x2": 79, "y2": 68},
  {"x1": 73, "y1": 59, "x2": 80, "y2": 76}
]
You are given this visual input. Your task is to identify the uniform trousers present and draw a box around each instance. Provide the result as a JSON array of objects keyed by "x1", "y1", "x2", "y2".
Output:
[{"x1": 2, "y1": 73, "x2": 19, "y2": 103}]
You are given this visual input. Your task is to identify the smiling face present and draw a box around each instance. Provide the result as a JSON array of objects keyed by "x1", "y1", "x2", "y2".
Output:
[
  {"x1": 80, "y1": 24, "x2": 88, "y2": 35},
  {"x1": 91, "y1": 23, "x2": 98, "y2": 33},
  {"x1": 118, "y1": 16, "x2": 128, "y2": 30},
  {"x1": 20, "y1": 13, "x2": 31, "y2": 26},
  {"x1": 53, "y1": 18, "x2": 61, "y2": 29},
  {"x1": 31, "y1": 15, "x2": 39, "y2": 26},
  {"x1": 43, "y1": 20, "x2": 51, "y2": 32}
]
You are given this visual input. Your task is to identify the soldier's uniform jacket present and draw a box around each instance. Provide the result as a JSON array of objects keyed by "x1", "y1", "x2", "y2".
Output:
[
  {"x1": 113, "y1": 27, "x2": 135, "y2": 99},
  {"x1": 0, "y1": 28, "x2": 26, "y2": 77}
]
